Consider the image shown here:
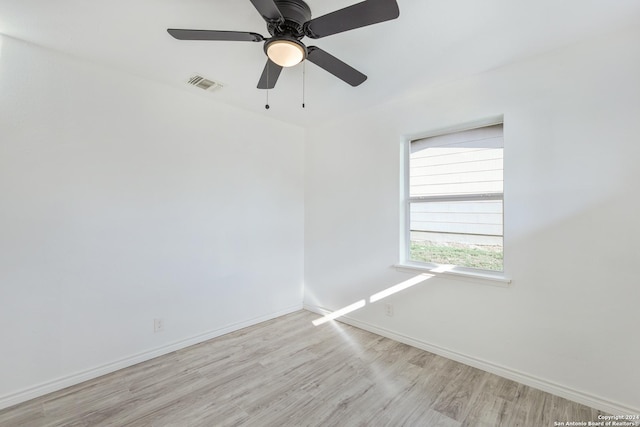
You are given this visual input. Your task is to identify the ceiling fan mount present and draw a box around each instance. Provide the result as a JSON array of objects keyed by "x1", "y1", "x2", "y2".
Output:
[
  {"x1": 168, "y1": 0, "x2": 399, "y2": 89},
  {"x1": 265, "y1": 0, "x2": 311, "y2": 38}
]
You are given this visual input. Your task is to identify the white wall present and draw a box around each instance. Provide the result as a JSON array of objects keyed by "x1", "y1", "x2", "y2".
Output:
[
  {"x1": 2, "y1": 20, "x2": 639, "y2": 414},
  {"x1": 0, "y1": 35, "x2": 304, "y2": 406},
  {"x1": 304, "y1": 24, "x2": 640, "y2": 413}
]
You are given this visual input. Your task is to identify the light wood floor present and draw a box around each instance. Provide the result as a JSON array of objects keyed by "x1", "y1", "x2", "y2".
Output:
[{"x1": 0, "y1": 310, "x2": 606, "y2": 426}]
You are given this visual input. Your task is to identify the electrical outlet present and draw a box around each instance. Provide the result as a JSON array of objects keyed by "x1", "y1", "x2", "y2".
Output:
[
  {"x1": 384, "y1": 303, "x2": 394, "y2": 317},
  {"x1": 154, "y1": 318, "x2": 164, "y2": 333}
]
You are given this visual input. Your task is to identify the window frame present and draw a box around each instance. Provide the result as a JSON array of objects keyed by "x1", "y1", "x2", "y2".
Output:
[{"x1": 398, "y1": 116, "x2": 510, "y2": 285}]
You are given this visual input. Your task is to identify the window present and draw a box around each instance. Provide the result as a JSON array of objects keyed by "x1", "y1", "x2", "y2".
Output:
[{"x1": 404, "y1": 122, "x2": 504, "y2": 272}]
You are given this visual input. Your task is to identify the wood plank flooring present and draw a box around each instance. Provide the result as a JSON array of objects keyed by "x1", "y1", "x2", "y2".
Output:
[{"x1": 0, "y1": 310, "x2": 607, "y2": 426}]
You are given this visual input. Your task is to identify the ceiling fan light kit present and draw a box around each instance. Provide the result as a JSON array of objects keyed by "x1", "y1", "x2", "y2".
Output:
[
  {"x1": 168, "y1": 0, "x2": 400, "y2": 93},
  {"x1": 265, "y1": 39, "x2": 306, "y2": 67}
]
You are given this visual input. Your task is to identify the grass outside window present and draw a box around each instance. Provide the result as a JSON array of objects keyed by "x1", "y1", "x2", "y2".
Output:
[{"x1": 410, "y1": 240, "x2": 503, "y2": 271}]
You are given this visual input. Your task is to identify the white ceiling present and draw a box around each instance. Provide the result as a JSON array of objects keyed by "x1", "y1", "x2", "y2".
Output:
[{"x1": 1, "y1": 0, "x2": 639, "y2": 128}]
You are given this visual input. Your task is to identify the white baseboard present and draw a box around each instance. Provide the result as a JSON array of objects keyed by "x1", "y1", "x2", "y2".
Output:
[
  {"x1": 0, "y1": 304, "x2": 302, "y2": 411},
  {"x1": 303, "y1": 304, "x2": 638, "y2": 415}
]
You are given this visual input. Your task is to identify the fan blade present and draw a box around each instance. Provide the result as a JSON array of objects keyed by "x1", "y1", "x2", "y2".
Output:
[
  {"x1": 306, "y1": 46, "x2": 367, "y2": 87},
  {"x1": 257, "y1": 59, "x2": 283, "y2": 89},
  {"x1": 250, "y1": 0, "x2": 284, "y2": 24},
  {"x1": 167, "y1": 29, "x2": 264, "y2": 42},
  {"x1": 304, "y1": 0, "x2": 399, "y2": 39}
]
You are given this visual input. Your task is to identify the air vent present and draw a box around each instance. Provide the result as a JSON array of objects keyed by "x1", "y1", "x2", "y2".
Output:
[{"x1": 187, "y1": 75, "x2": 223, "y2": 91}]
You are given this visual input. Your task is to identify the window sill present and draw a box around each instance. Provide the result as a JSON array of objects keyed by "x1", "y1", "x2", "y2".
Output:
[{"x1": 393, "y1": 262, "x2": 512, "y2": 287}]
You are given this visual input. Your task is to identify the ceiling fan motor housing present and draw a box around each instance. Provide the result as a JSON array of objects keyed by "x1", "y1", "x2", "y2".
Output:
[{"x1": 269, "y1": 0, "x2": 312, "y2": 38}]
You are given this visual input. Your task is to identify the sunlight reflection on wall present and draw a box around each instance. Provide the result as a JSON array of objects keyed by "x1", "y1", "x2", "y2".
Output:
[{"x1": 312, "y1": 273, "x2": 434, "y2": 326}]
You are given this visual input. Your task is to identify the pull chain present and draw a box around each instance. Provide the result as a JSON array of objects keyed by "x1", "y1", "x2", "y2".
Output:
[
  {"x1": 265, "y1": 62, "x2": 270, "y2": 110},
  {"x1": 302, "y1": 60, "x2": 306, "y2": 109}
]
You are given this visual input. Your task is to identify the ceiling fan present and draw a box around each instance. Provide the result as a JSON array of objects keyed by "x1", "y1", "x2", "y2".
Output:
[{"x1": 167, "y1": 0, "x2": 400, "y2": 89}]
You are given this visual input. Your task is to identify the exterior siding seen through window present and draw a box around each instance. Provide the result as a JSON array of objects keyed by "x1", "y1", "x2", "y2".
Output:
[{"x1": 407, "y1": 123, "x2": 504, "y2": 271}]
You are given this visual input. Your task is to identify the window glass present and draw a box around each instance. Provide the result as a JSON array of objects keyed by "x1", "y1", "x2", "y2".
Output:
[{"x1": 408, "y1": 124, "x2": 503, "y2": 271}]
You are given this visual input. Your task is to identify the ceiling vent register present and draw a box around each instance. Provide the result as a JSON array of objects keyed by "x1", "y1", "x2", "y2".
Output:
[{"x1": 187, "y1": 75, "x2": 223, "y2": 91}]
